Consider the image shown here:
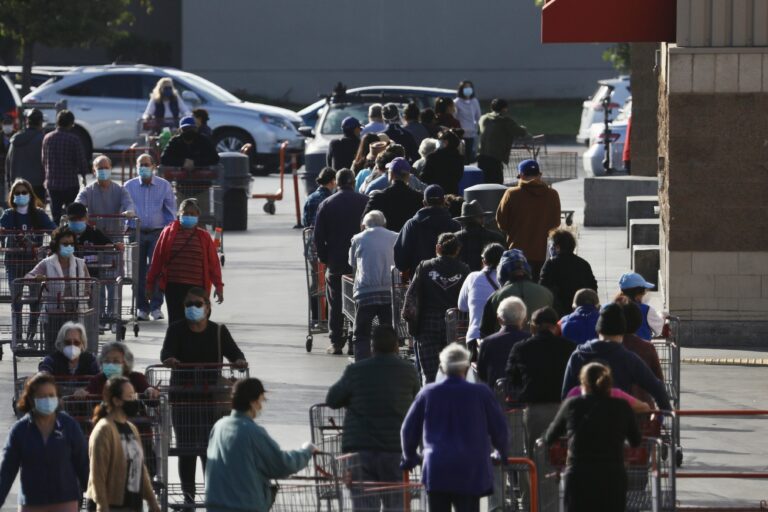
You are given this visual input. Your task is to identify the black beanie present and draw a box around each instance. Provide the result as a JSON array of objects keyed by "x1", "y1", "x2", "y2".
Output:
[{"x1": 596, "y1": 303, "x2": 626, "y2": 336}]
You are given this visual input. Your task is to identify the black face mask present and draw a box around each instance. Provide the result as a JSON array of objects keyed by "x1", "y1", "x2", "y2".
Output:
[
  {"x1": 182, "y1": 132, "x2": 195, "y2": 142},
  {"x1": 123, "y1": 400, "x2": 141, "y2": 418}
]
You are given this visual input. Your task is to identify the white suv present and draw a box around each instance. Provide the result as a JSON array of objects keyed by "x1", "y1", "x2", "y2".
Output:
[
  {"x1": 576, "y1": 76, "x2": 630, "y2": 145},
  {"x1": 24, "y1": 64, "x2": 304, "y2": 173}
]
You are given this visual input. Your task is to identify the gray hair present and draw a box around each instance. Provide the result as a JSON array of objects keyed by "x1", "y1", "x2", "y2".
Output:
[
  {"x1": 179, "y1": 198, "x2": 201, "y2": 215},
  {"x1": 362, "y1": 210, "x2": 386, "y2": 228},
  {"x1": 99, "y1": 341, "x2": 135, "y2": 373},
  {"x1": 136, "y1": 153, "x2": 154, "y2": 166},
  {"x1": 439, "y1": 343, "x2": 471, "y2": 376},
  {"x1": 55, "y1": 322, "x2": 88, "y2": 352},
  {"x1": 418, "y1": 138, "x2": 439, "y2": 159},
  {"x1": 92, "y1": 154, "x2": 112, "y2": 169},
  {"x1": 497, "y1": 296, "x2": 527, "y2": 327}
]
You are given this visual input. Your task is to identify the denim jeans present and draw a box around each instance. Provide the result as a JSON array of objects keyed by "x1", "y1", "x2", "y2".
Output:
[
  {"x1": 325, "y1": 272, "x2": 344, "y2": 347},
  {"x1": 135, "y1": 229, "x2": 163, "y2": 313},
  {"x1": 348, "y1": 451, "x2": 403, "y2": 512},
  {"x1": 353, "y1": 303, "x2": 392, "y2": 361}
]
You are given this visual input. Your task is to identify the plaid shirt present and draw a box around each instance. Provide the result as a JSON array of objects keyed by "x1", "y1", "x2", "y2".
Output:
[
  {"x1": 356, "y1": 290, "x2": 391, "y2": 308},
  {"x1": 42, "y1": 128, "x2": 88, "y2": 191}
]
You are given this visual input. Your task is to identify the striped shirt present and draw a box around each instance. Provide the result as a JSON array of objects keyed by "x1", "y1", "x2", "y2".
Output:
[
  {"x1": 165, "y1": 228, "x2": 204, "y2": 286},
  {"x1": 42, "y1": 129, "x2": 88, "y2": 191},
  {"x1": 124, "y1": 176, "x2": 177, "y2": 230}
]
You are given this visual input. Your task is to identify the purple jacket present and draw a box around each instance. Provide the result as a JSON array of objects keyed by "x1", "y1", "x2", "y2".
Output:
[
  {"x1": 313, "y1": 188, "x2": 368, "y2": 274},
  {"x1": 401, "y1": 377, "x2": 508, "y2": 495}
]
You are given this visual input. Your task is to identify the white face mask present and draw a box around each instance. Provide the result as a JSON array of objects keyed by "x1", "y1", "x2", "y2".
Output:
[
  {"x1": 62, "y1": 345, "x2": 82, "y2": 361},
  {"x1": 2, "y1": 125, "x2": 13, "y2": 135}
]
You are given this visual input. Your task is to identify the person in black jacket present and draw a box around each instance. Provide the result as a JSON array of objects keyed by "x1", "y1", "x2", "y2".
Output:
[
  {"x1": 542, "y1": 362, "x2": 641, "y2": 512},
  {"x1": 160, "y1": 116, "x2": 220, "y2": 169},
  {"x1": 420, "y1": 129, "x2": 465, "y2": 195},
  {"x1": 539, "y1": 229, "x2": 598, "y2": 316},
  {"x1": 477, "y1": 296, "x2": 529, "y2": 388},
  {"x1": 327, "y1": 117, "x2": 361, "y2": 171},
  {"x1": 381, "y1": 104, "x2": 418, "y2": 162},
  {"x1": 5, "y1": 109, "x2": 47, "y2": 203},
  {"x1": 394, "y1": 185, "x2": 461, "y2": 275},
  {"x1": 453, "y1": 200, "x2": 506, "y2": 271},
  {"x1": 363, "y1": 157, "x2": 423, "y2": 232},
  {"x1": 313, "y1": 169, "x2": 369, "y2": 355},
  {"x1": 405, "y1": 233, "x2": 469, "y2": 383}
]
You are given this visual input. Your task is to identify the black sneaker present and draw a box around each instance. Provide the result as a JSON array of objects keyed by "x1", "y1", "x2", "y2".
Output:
[{"x1": 325, "y1": 345, "x2": 343, "y2": 355}]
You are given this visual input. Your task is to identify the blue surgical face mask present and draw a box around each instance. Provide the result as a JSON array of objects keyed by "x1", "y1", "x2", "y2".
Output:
[
  {"x1": 13, "y1": 192, "x2": 30, "y2": 206},
  {"x1": 34, "y1": 396, "x2": 58, "y2": 416},
  {"x1": 185, "y1": 305, "x2": 206, "y2": 322},
  {"x1": 179, "y1": 215, "x2": 198, "y2": 228},
  {"x1": 102, "y1": 363, "x2": 123, "y2": 379},
  {"x1": 462, "y1": 87, "x2": 474, "y2": 97},
  {"x1": 139, "y1": 166, "x2": 153, "y2": 180},
  {"x1": 97, "y1": 168, "x2": 111, "y2": 181},
  {"x1": 59, "y1": 244, "x2": 75, "y2": 258},
  {"x1": 69, "y1": 220, "x2": 87, "y2": 234}
]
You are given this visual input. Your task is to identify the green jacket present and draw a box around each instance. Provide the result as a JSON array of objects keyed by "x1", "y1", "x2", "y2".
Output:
[
  {"x1": 326, "y1": 354, "x2": 420, "y2": 453},
  {"x1": 478, "y1": 112, "x2": 527, "y2": 163},
  {"x1": 480, "y1": 280, "x2": 554, "y2": 337},
  {"x1": 205, "y1": 411, "x2": 312, "y2": 512}
]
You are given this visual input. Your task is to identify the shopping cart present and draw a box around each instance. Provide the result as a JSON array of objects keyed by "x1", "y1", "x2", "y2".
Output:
[
  {"x1": 341, "y1": 275, "x2": 356, "y2": 324},
  {"x1": 12, "y1": 375, "x2": 93, "y2": 418},
  {"x1": 309, "y1": 403, "x2": 345, "y2": 457},
  {"x1": 390, "y1": 268, "x2": 412, "y2": 358},
  {"x1": 73, "y1": 244, "x2": 127, "y2": 340},
  {"x1": 507, "y1": 135, "x2": 579, "y2": 185},
  {"x1": 0, "y1": 229, "x2": 52, "y2": 359},
  {"x1": 335, "y1": 453, "x2": 426, "y2": 512},
  {"x1": 444, "y1": 308, "x2": 469, "y2": 346},
  {"x1": 146, "y1": 363, "x2": 248, "y2": 510},
  {"x1": 653, "y1": 316, "x2": 681, "y2": 410},
  {"x1": 303, "y1": 228, "x2": 328, "y2": 352},
  {"x1": 271, "y1": 453, "x2": 343, "y2": 512},
  {"x1": 59, "y1": 393, "x2": 170, "y2": 511}
]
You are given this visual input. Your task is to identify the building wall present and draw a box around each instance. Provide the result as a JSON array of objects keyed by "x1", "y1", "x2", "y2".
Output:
[
  {"x1": 630, "y1": 43, "x2": 660, "y2": 177},
  {"x1": 180, "y1": 0, "x2": 614, "y2": 102}
]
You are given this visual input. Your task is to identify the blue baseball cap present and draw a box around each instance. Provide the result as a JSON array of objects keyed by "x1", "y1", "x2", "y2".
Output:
[
  {"x1": 341, "y1": 116, "x2": 361, "y2": 131},
  {"x1": 387, "y1": 157, "x2": 411, "y2": 177},
  {"x1": 619, "y1": 272, "x2": 655, "y2": 290},
  {"x1": 179, "y1": 116, "x2": 196, "y2": 129},
  {"x1": 518, "y1": 159, "x2": 541, "y2": 177},
  {"x1": 424, "y1": 184, "x2": 445, "y2": 202}
]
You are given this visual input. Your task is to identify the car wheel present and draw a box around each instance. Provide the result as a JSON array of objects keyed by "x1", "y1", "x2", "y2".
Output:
[
  {"x1": 72, "y1": 125, "x2": 93, "y2": 160},
  {"x1": 213, "y1": 128, "x2": 253, "y2": 154}
]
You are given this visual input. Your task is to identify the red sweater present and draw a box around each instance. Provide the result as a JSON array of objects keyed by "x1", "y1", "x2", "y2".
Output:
[{"x1": 146, "y1": 220, "x2": 222, "y2": 296}]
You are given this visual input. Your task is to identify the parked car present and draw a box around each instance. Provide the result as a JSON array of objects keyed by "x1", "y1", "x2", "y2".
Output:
[
  {"x1": 23, "y1": 64, "x2": 304, "y2": 174},
  {"x1": 576, "y1": 76, "x2": 630, "y2": 146},
  {"x1": 297, "y1": 85, "x2": 454, "y2": 129},
  {"x1": 2, "y1": 66, "x2": 73, "y2": 92},
  {"x1": 583, "y1": 98, "x2": 630, "y2": 176},
  {"x1": 0, "y1": 71, "x2": 22, "y2": 130}
]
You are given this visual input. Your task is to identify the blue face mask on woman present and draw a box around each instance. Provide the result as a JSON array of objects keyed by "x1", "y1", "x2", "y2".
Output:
[
  {"x1": 102, "y1": 363, "x2": 123, "y2": 379},
  {"x1": 59, "y1": 244, "x2": 75, "y2": 258},
  {"x1": 462, "y1": 86, "x2": 474, "y2": 98},
  {"x1": 69, "y1": 220, "x2": 87, "y2": 234},
  {"x1": 185, "y1": 305, "x2": 206, "y2": 322},
  {"x1": 180, "y1": 215, "x2": 198, "y2": 229},
  {"x1": 34, "y1": 396, "x2": 58, "y2": 416},
  {"x1": 13, "y1": 192, "x2": 30, "y2": 206}
]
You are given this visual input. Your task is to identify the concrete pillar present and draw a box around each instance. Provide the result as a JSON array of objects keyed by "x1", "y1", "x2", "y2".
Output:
[{"x1": 629, "y1": 43, "x2": 661, "y2": 177}]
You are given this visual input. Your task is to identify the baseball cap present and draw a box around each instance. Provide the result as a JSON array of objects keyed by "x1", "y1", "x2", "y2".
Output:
[
  {"x1": 386, "y1": 157, "x2": 411, "y2": 178},
  {"x1": 518, "y1": 159, "x2": 541, "y2": 177},
  {"x1": 423, "y1": 184, "x2": 445, "y2": 202},
  {"x1": 618, "y1": 272, "x2": 655, "y2": 290},
  {"x1": 341, "y1": 116, "x2": 361, "y2": 131},
  {"x1": 382, "y1": 103, "x2": 400, "y2": 123},
  {"x1": 179, "y1": 116, "x2": 196, "y2": 129}
]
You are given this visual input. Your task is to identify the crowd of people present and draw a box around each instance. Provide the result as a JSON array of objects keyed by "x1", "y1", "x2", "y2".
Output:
[{"x1": 0, "y1": 76, "x2": 672, "y2": 512}]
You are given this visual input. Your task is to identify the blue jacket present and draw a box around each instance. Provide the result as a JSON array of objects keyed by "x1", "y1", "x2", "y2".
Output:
[
  {"x1": 314, "y1": 188, "x2": 369, "y2": 274},
  {"x1": 401, "y1": 377, "x2": 508, "y2": 495},
  {"x1": 205, "y1": 411, "x2": 312, "y2": 512},
  {"x1": 477, "y1": 325, "x2": 530, "y2": 388},
  {"x1": 561, "y1": 339, "x2": 672, "y2": 410},
  {"x1": 636, "y1": 303, "x2": 653, "y2": 340},
  {"x1": 302, "y1": 186, "x2": 332, "y2": 227},
  {"x1": 0, "y1": 412, "x2": 89, "y2": 507},
  {"x1": 559, "y1": 305, "x2": 600, "y2": 345},
  {"x1": 394, "y1": 206, "x2": 461, "y2": 274}
]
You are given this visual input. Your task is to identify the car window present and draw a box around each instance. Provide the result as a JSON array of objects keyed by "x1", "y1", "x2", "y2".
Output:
[
  {"x1": 172, "y1": 72, "x2": 240, "y2": 104},
  {"x1": 60, "y1": 74, "x2": 142, "y2": 99},
  {"x1": 321, "y1": 102, "x2": 411, "y2": 135}
]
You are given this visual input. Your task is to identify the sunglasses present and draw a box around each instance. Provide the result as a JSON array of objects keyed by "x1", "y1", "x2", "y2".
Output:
[{"x1": 184, "y1": 300, "x2": 205, "y2": 308}]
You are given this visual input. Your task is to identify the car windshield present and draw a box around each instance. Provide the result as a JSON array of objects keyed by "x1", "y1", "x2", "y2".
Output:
[
  {"x1": 320, "y1": 102, "x2": 407, "y2": 135},
  {"x1": 173, "y1": 72, "x2": 241, "y2": 104}
]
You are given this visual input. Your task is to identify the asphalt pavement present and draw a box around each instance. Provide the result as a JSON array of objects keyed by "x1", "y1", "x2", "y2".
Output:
[{"x1": 0, "y1": 171, "x2": 766, "y2": 509}]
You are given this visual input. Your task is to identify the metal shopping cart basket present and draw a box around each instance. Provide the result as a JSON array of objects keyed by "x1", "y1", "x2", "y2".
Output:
[
  {"x1": 13, "y1": 375, "x2": 93, "y2": 418},
  {"x1": 73, "y1": 244, "x2": 128, "y2": 340},
  {"x1": 309, "y1": 403, "x2": 345, "y2": 457},
  {"x1": 59, "y1": 393, "x2": 171, "y2": 511},
  {"x1": 444, "y1": 308, "x2": 469, "y2": 346},
  {"x1": 303, "y1": 228, "x2": 328, "y2": 352},
  {"x1": 271, "y1": 453, "x2": 343, "y2": 512},
  {"x1": 0, "y1": 229, "x2": 52, "y2": 359},
  {"x1": 335, "y1": 453, "x2": 426, "y2": 512},
  {"x1": 390, "y1": 267, "x2": 413, "y2": 360},
  {"x1": 507, "y1": 135, "x2": 579, "y2": 186}
]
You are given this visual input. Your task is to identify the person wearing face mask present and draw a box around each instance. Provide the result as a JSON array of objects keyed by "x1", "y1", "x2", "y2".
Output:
[
  {"x1": 0, "y1": 372, "x2": 89, "y2": 511},
  {"x1": 205, "y1": 378, "x2": 316, "y2": 512},
  {"x1": 75, "y1": 155, "x2": 135, "y2": 231},
  {"x1": 160, "y1": 116, "x2": 220, "y2": 170},
  {"x1": 26, "y1": 228, "x2": 91, "y2": 349},
  {"x1": 87, "y1": 377, "x2": 162, "y2": 512},
  {"x1": 38, "y1": 321, "x2": 99, "y2": 376},
  {"x1": 124, "y1": 153, "x2": 176, "y2": 321},
  {"x1": 453, "y1": 81, "x2": 482, "y2": 164},
  {"x1": 160, "y1": 287, "x2": 247, "y2": 505},
  {"x1": 142, "y1": 77, "x2": 191, "y2": 132},
  {"x1": 147, "y1": 199, "x2": 223, "y2": 324},
  {"x1": 86, "y1": 342, "x2": 160, "y2": 398}
]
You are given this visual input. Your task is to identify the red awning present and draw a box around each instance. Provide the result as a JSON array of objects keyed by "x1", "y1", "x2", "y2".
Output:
[{"x1": 541, "y1": 0, "x2": 676, "y2": 43}]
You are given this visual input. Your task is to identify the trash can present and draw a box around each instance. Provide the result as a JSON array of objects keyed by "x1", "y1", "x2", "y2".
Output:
[
  {"x1": 218, "y1": 152, "x2": 251, "y2": 231},
  {"x1": 464, "y1": 183, "x2": 508, "y2": 231}
]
